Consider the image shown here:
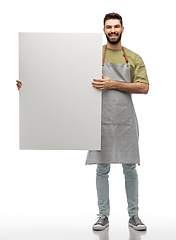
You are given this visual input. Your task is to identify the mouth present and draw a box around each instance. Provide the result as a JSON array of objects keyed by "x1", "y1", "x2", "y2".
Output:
[{"x1": 108, "y1": 33, "x2": 118, "y2": 37}]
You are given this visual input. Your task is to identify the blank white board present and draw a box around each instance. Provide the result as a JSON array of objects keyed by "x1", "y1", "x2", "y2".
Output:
[{"x1": 19, "y1": 33, "x2": 102, "y2": 150}]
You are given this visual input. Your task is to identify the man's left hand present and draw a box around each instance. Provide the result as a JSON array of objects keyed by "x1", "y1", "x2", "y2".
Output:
[{"x1": 92, "y1": 75, "x2": 115, "y2": 90}]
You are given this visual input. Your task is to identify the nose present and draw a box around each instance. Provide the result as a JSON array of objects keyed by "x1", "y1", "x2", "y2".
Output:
[{"x1": 111, "y1": 27, "x2": 115, "y2": 33}]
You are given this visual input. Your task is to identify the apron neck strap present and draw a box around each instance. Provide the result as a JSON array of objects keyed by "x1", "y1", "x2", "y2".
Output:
[
  {"x1": 122, "y1": 46, "x2": 129, "y2": 67},
  {"x1": 102, "y1": 44, "x2": 129, "y2": 67},
  {"x1": 102, "y1": 44, "x2": 107, "y2": 66}
]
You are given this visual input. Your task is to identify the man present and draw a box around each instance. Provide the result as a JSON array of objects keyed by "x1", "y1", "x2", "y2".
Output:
[
  {"x1": 17, "y1": 12, "x2": 149, "y2": 231},
  {"x1": 86, "y1": 12, "x2": 149, "y2": 231}
]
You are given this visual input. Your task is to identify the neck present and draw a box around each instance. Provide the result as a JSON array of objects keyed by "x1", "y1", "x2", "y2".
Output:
[{"x1": 107, "y1": 40, "x2": 122, "y2": 50}]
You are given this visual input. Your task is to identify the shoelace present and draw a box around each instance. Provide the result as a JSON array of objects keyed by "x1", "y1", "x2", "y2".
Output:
[
  {"x1": 133, "y1": 215, "x2": 142, "y2": 225},
  {"x1": 96, "y1": 214, "x2": 106, "y2": 224}
]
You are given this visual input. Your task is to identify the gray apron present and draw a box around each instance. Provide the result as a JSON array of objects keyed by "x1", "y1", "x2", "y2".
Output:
[{"x1": 86, "y1": 45, "x2": 140, "y2": 165}]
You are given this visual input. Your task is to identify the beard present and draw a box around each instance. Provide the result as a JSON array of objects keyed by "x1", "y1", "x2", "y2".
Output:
[{"x1": 105, "y1": 31, "x2": 122, "y2": 45}]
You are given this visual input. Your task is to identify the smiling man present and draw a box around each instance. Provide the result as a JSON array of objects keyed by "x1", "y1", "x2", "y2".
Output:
[{"x1": 86, "y1": 13, "x2": 149, "y2": 231}]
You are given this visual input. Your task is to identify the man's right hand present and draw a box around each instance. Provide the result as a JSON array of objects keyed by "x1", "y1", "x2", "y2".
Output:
[{"x1": 16, "y1": 80, "x2": 22, "y2": 90}]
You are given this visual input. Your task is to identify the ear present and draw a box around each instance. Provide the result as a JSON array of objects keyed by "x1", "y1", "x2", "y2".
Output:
[
  {"x1": 103, "y1": 28, "x2": 106, "y2": 34},
  {"x1": 122, "y1": 26, "x2": 124, "y2": 33}
]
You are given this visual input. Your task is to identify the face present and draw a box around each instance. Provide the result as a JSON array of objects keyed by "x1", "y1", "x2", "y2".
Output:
[{"x1": 103, "y1": 19, "x2": 124, "y2": 44}]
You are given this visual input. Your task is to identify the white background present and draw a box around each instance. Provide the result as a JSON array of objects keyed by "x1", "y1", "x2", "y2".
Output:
[{"x1": 0, "y1": 0, "x2": 176, "y2": 239}]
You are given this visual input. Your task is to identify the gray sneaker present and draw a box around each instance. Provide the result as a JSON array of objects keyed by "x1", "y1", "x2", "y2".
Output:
[
  {"x1": 129, "y1": 215, "x2": 147, "y2": 231},
  {"x1": 93, "y1": 214, "x2": 109, "y2": 231}
]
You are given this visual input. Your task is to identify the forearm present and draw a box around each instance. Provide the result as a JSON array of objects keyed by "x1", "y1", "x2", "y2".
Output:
[
  {"x1": 92, "y1": 75, "x2": 149, "y2": 94},
  {"x1": 111, "y1": 81, "x2": 149, "y2": 94}
]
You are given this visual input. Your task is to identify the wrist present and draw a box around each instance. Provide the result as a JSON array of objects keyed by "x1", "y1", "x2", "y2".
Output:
[{"x1": 111, "y1": 79, "x2": 119, "y2": 89}]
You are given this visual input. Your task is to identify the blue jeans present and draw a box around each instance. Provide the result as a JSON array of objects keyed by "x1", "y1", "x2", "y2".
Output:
[{"x1": 96, "y1": 164, "x2": 139, "y2": 217}]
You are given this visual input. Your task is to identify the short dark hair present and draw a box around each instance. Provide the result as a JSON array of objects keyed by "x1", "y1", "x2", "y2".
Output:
[{"x1": 104, "y1": 12, "x2": 123, "y2": 27}]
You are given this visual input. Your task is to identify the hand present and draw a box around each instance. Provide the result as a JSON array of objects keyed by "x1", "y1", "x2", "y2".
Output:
[
  {"x1": 92, "y1": 74, "x2": 115, "y2": 90},
  {"x1": 16, "y1": 80, "x2": 22, "y2": 90}
]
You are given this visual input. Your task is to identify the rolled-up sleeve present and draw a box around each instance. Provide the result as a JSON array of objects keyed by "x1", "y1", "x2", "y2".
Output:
[{"x1": 133, "y1": 56, "x2": 149, "y2": 84}]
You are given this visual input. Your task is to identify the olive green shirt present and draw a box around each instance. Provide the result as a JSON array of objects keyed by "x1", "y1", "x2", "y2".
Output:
[{"x1": 103, "y1": 45, "x2": 149, "y2": 84}]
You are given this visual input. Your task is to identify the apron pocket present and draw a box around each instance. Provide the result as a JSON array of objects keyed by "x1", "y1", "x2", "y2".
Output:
[{"x1": 102, "y1": 91, "x2": 132, "y2": 126}]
